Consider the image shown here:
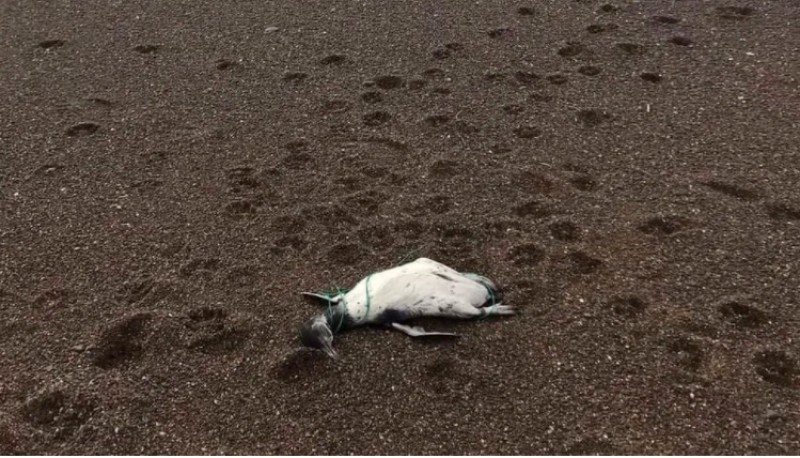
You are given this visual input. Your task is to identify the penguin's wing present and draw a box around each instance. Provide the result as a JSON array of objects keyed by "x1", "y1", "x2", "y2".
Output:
[{"x1": 390, "y1": 322, "x2": 459, "y2": 338}]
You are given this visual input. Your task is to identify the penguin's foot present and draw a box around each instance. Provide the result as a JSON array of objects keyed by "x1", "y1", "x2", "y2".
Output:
[
  {"x1": 484, "y1": 304, "x2": 515, "y2": 316},
  {"x1": 391, "y1": 322, "x2": 459, "y2": 338}
]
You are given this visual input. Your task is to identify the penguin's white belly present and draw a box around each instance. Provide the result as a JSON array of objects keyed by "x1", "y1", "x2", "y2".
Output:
[{"x1": 341, "y1": 258, "x2": 490, "y2": 324}]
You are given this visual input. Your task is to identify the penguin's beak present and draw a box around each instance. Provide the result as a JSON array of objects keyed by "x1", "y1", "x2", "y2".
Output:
[{"x1": 322, "y1": 343, "x2": 338, "y2": 360}]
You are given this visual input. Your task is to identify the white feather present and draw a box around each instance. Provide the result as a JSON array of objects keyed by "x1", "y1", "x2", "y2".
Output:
[{"x1": 340, "y1": 258, "x2": 492, "y2": 324}]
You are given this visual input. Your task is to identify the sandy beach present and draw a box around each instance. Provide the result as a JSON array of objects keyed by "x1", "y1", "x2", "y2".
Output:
[{"x1": 1, "y1": 0, "x2": 799, "y2": 454}]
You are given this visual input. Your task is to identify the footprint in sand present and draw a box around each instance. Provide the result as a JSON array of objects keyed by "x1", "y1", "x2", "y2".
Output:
[
  {"x1": 607, "y1": 295, "x2": 647, "y2": 318},
  {"x1": 133, "y1": 44, "x2": 159, "y2": 54},
  {"x1": 373, "y1": 75, "x2": 404, "y2": 90},
  {"x1": 65, "y1": 122, "x2": 100, "y2": 137},
  {"x1": 753, "y1": 350, "x2": 796, "y2": 387},
  {"x1": 38, "y1": 39, "x2": 65, "y2": 49}
]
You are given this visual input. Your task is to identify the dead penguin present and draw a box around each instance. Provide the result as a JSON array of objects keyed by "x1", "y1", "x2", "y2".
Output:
[{"x1": 299, "y1": 257, "x2": 513, "y2": 358}]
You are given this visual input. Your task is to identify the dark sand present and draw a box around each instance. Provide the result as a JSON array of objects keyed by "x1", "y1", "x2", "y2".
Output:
[{"x1": 1, "y1": 0, "x2": 799, "y2": 454}]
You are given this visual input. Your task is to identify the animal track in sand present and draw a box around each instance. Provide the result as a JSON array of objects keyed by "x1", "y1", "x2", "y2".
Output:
[
  {"x1": 273, "y1": 351, "x2": 332, "y2": 383},
  {"x1": 564, "y1": 437, "x2": 614, "y2": 455},
  {"x1": 718, "y1": 301, "x2": 767, "y2": 328},
  {"x1": 225, "y1": 166, "x2": 261, "y2": 193},
  {"x1": 638, "y1": 215, "x2": 691, "y2": 235},
  {"x1": 274, "y1": 235, "x2": 307, "y2": 251},
  {"x1": 38, "y1": 39, "x2": 65, "y2": 49},
  {"x1": 429, "y1": 159, "x2": 460, "y2": 178},
  {"x1": 422, "y1": 68, "x2": 445, "y2": 79},
  {"x1": 344, "y1": 190, "x2": 386, "y2": 216},
  {"x1": 502, "y1": 104, "x2": 524, "y2": 115},
  {"x1": 357, "y1": 225, "x2": 394, "y2": 251},
  {"x1": 436, "y1": 225, "x2": 475, "y2": 241},
  {"x1": 652, "y1": 15, "x2": 680, "y2": 24},
  {"x1": 285, "y1": 139, "x2": 310, "y2": 153},
  {"x1": 576, "y1": 109, "x2": 611, "y2": 127},
  {"x1": 185, "y1": 307, "x2": 248, "y2": 354},
  {"x1": 188, "y1": 307, "x2": 227, "y2": 322},
  {"x1": 668, "y1": 36, "x2": 694, "y2": 46},
  {"x1": 281, "y1": 147, "x2": 313, "y2": 168},
  {"x1": 578, "y1": 65, "x2": 602, "y2": 76},
  {"x1": 363, "y1": 111, "x2": 392, "y2": 126},
  {"x1": 765, "y1": 202, "x2": 800, "y2": 221},
  {"x1": 117, "y1": 277, "x2": 171, "y2": 306},
  {"x1": 489, "y1": 143, "x2": 512, "y2": 154},
  {"x1": 568, "y1": 173, "x2": 599, "y2": 191},
  {"x1": 558, "y1": 251, "x2": 602, "y2": 275},
  {"x1": 514, "y1": 170, "x2": 554, "y2": 194},
  {"x1": 225, "y1": 265, "x2": 258, "y2": 288},
  {"x1": 282, "y1": 71, "x2": 308, "y2": 82},
  {"x1": 408, "y1": 79, "x2": 427, "y2": 90},
  {"x1": 510, "y1": 243, "x2": 545, "y2": 267},
  {"x1": 353, "y1": 136, "x2": 410, "y2": 152},
  {"x1": 224, "y1": 198, "x2": 262, "y2": 218},
  {"x1": 753, "y1": 350, "x2": 796, "y2": 387},
  {"x1": 716, "y1": 6, "x2": 755, "y2": 20},
  {"x1": 327, "y1": 243, "x2": 366, "y2": 264},
  {"x1": 546, "y1": 74, "x2": 568, "y2": 85},
  {"x1": 616, "y1": 42, "x2": 645, "y2": 55},
  {"x1": 514, "y1": 71, "x2": 540, "y2": 85},
  {"x1": 65, "y1": 122, "x2": 100, "y2": 137},
  {"x1": 318, "y1": 54, "x2": 346, "y2": 65},
  {"x1": 33, "y1": 288, "x2": 74, "y2": 309},
  {"x1": 432, "y1": 48, "x2": 451, "y2": 59},
  {"x1": 432, "y1": 43, "x2": 464, "y2": 60},
  {"x1": 530, "y1": 92, "x2": 553, "y2": 102},
  {"x1": 558, "y1": 41, "x2": 586, "y2": 58},
  {"x1": 215, "y1": 59, "x2": 241, "y2": 71},
  {"x1": 321, "y1": 99, "x2": 349, "y2": 112},
  {"x1": 454, "y1": 120, "x2": 479, "y2": 134},
  {"x1": 309, "y1": 204, "x2": 358, "y2": 229},
  {"x1": 513, "y1": 199, "x2": 554, "y2": 218},
  {"x1": 374, "y1": 75, "x2": 405, "y2": 90},
  {"x1": 31, "y1": 163, "x2": 65, "y2": 177},
  {"x1": 487, "y1": 27, "x2": 514, "y2": 39},
  {"x1": 424, "y1": 114, "x2": 451, "y2": 127},
  {"x1": 640, "y1": 72, "x2": 662, "y2": 83},
  {"x1": 91, "y1": 312, "x2": 152, "y2": 369},
  {"x1": 22, "y1": 387, "x2": 95, "y2": 432},
  {"x1": 130, "y1": 178, "x2": 164, "y2": 191},
  {"x1": 361, "y1": 91, "x2": 383, "y2": 104},
  {"x1": 393, "y1": 220, "x2": 426, "y2": 238},
  {"x1": 485, "y1": 71, "x2": 506, "y2": 81},
  {"x1": 701, "y1": 180, "x2": 760, "y2": 200},
  {"x1": 666, "y1": 336, "x2": 703, "y2": 371},
  {"x1": 598, "y1": 4, "x2": 618, "y2": 13},
  {"x1": 586, "y1": 23, "x2": 618, "y2": 34},
  {"x1": 549, "y1": 220, "x2": 580, "y2": 241},
  {"x1": 272, "y1": 215, "x2": 307, "y2": 233},
  {"x1": 513, "y1": 125, "x2": 542, "y2": 139},
  {"x1": 424, "y1": 357, "x2": 459, "y2": 380},
  {"x1": 427, "y1": 195, "x2": 453, "y2": 214},
  {"x1": 133, "y1": 44, "x2": 159, "y2": 54},
  {"x1": 608, "y1": 295, "x2": 646, "y2": 318},
  {"x1": 83, "y1": 97, "x2": 113, "y2": 109},
  {"x1": 179, "y1": 258, "x2": 221, "y2": 278}
]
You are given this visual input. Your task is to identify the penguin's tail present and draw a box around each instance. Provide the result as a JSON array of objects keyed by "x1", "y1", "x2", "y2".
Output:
[{"x1": 462, "y1": 273, "x2": 504, "y2": 305}]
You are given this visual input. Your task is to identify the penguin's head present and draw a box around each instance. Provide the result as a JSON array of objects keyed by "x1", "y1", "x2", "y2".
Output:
[{"x1": 299, "y1": 316, "x2": 337, "y2": 359}]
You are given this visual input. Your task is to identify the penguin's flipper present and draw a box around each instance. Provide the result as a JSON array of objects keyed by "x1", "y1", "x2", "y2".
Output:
[
  {"x1": 391, "y1": 322, "x2": 459, "y2": 338},
  {"x1": 301, "y1": 292, "x2": 342, "y2": 307}
]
